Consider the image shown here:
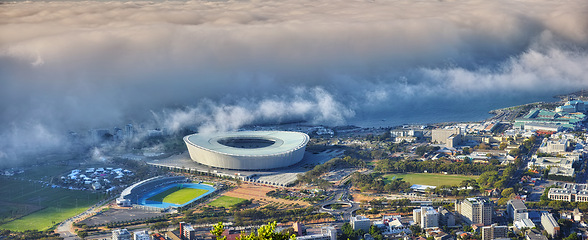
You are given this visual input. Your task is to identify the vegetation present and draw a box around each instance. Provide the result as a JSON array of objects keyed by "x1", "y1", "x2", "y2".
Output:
[
  {"x1": 382, "y1": 173, "x2": 479, "y2": 187},
  {"x1": 211, "y1": 221, "x2": 294, "y2": 240},
  {"x1": 208, "y1": 196, "x2": 247, "y2": 208}
]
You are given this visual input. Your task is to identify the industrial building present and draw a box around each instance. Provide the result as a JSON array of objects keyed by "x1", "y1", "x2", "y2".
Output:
[
  {"x1": 184, "y1": 131, "x2": 309, "y2": 170},
  {"x1": 514, "y1": 108, "x2": 585, "y2": 132}
]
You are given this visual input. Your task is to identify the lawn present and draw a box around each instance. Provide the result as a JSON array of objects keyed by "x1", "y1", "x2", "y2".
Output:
[
  {"x1": 208, "y1": 196, "x2": 246, "y2": 208},
  {"x1": 148, "y1": 187, "x2": 208, "y2": 205},
  {"x1": 382, "y1": 173, "x2": 479, "y2": 187},
  {"x1": 0, "y1": 178, "x2": 103, "y2": 231}
]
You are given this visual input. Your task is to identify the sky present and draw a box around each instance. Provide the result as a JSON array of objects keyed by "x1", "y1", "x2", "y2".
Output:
[{"x1": 1, "y1": 0, "x2": 588, "y2": 162}]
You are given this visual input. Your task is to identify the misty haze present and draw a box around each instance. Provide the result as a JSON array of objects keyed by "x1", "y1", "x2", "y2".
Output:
[{"x1": 0, "y1": 0, "x2": 587, "y2": 164}]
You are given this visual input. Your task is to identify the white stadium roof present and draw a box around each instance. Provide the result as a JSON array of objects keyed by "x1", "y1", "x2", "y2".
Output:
[
  {"x1": 185, "y1": 131, "x2": 308, "y2": 156},
  {"x1": 183, "y1": 131, "x2": 309, "y2": 170}
]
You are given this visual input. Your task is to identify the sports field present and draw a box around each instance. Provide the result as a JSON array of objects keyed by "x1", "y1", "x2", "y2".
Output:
[
  {"x1": 208, "y1": 196, "x2": 246, "y2": 208},
  {"x1": 382, "y1": 173, "x2": 478, "y2": 187},
  {"x1": 147, "y1": 187, "x2": 208, "y2": 205},
  {"x1": 0, "y1": 178, "x2": 103, "y2": 231}
]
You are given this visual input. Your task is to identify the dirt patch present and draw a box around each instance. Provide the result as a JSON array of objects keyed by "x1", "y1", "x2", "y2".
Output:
[
  {"x1": 351, "y1": 193, "x2": 378, "y2": 203},
  {"x1": 223, "y1": 184, "x2": 310, "y2": 207}
]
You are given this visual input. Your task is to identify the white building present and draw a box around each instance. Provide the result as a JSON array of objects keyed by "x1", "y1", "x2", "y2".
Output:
[
  {"x1": 133, "y1": 230, "x2": 149, "y2": 240},
  {"x1": 112, "y1": 229, "x2": 132, "y2": 240},
  {"x1": 297, "y1": 227, "x2": 337, "y2": 240},
  {"x1": 507, "y1": 199, "x2": 528, "y2": 223},
  {"x1": 541, "y1": 212, "x2": 560, "y2": 237},
  {"x1": 548, "y1": 183, "x2": 588, "y2": 202},
  {"x1": 350, "y1": 216, "x2": 371, "y2": 232},
  {"x1": 413, "y1": 206, "x2": 439, "y2": 229},
  {"x1": 539, "y1": 139, "x2": 568, "y2": 154}
]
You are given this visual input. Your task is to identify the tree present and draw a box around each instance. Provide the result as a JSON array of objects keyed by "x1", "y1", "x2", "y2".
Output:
[
  {"x1": 211, "y1": 222, "x2": 227, "y2": 240},
  {"x1": 238, "y1": 221, "x2": 294, "y2": 240},
  {"x1": 501, "y1": 188, "x2": 514, "y2": 198}
]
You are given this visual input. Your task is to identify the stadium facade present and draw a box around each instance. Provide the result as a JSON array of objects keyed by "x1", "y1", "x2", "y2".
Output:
[{"x1": 183, "y1": 131, "x2": 309, "y2": 170}]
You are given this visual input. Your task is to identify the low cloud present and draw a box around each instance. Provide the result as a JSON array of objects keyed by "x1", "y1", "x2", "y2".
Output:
[{"x1": 1, "y1": 0, "x2": 587, "y2": 162}]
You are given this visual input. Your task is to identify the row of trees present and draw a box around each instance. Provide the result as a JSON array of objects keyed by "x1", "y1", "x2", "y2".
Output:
[{"x1": 374, "y1": 158, "x2": 499, "y2": 175}]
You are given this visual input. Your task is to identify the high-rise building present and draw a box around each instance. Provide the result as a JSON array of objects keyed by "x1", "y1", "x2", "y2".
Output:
[
  {"x1": 413, "y1": 206, "x2": 439, "y2": 229},
  {"x1": 112, "y1": 229, "x2": 132, "y2": 240},
  {"x1": 459, "y1": 198, "x2": 492, "y2": 225},
  {"x1": 179, "y1": 222, "x2": 197, "y2": 240},
  {"x1": 507, "y1": 199, "x2": 528, "y2": 223},
  {"x1": 125, "y1": 123, "x2": 134, "y2": 140},
  {"x1": 541, "y1": 212, "x2": 560, "y2": 237},
  {"x1": 350, "y1": 216, "x2": 371, "y2": 232},
  {"x1": 481, "y1": 224, "x2": 507, "y2": 240}
]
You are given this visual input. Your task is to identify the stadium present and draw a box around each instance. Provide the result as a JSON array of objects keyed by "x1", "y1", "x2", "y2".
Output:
[
  {"x1": 117, "y1": 176, "x2": 215, "y2": 208},
  {"x1": 183, "y1": 131, "x2": 309, "y2": 170}
]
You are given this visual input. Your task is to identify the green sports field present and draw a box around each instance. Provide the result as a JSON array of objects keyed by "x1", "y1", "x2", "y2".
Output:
[
  {"x1": 208, "y1": 196, "x2": 246, "y2": 208},
  {"x1": 382, "y1": 173, "x2": 479, "y2": 187},
  {"x1": 147, "y1": 187, "x2": 208, "y2": 205},
  {"x1": 0, "y1": 178, "x2": 103, "y2": 231}
]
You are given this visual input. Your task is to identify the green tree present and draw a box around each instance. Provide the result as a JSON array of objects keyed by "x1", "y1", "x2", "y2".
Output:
[
  {"x1": 211, "y1": 222, "x2": 227, "y2": 240},
  {"x1": 238, "y1": 221, "x2": 294, "y2": 240},
  {"x1": 501, "y1": 188, "x2": 514, "y2": 198}
]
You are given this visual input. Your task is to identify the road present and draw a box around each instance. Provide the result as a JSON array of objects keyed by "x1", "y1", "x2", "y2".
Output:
[{"x1": 317, "y1": 185, "x2": 360, "y2": 222}]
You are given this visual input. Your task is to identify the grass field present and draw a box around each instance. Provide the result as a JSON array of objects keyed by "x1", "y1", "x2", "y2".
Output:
[
  {"x1": 147, "y1": 187, "x2": 208, "y2": 205},
  {"x1": 0, "y1": 178, "x2": 103, "y2": 231},
  {"x1": 208, "y1": 196, "x2": 246, "y2": 208},
  {"x1": 382, "y1": 173, "x2": 479, "y2": 187}
]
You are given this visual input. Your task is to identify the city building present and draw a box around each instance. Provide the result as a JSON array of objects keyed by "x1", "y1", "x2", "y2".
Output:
[
  {"x1": 547, "y1": 182, "x2": 588, "y2": 202},
  {"x1": 413, "y1": 206, "x2": 439, "y2": 229},
  {"x1": 438, "y1": 207, "x2": 455, "y2": 227},
  {"x1": 296, "y1": 227, "x2": 336, "y2": 240},
  {"x1": 539, "y1": 139, "x2": 568, "y2": 154},
  {"x1": 541, "y1": 212, "x2": 560, "y2": 237},
  {"x1": 458, "y1": 198, "x2": 492, "y2": 225},
  {"x1": 179, "y1": 222, "x2": 197, "y2": 240},
  {"x1": 525, "y1": 229, "x2": 548, "y2": 240},
  {"x1": 513, "y1": 218, "x2": 536, "y2": 231},
  {"x1": 133, "y1": 230, "x2": 149, "y2": 240},
  {"x1": 373, "y1": 215, "x2": 411, "y2": 236},
  {"x1": 527, "y1": 154, "x2": 579, "y2": 178},
  {"x1": 481, "y1": 224, "x2": 508, "y2": 240},
  {"x1": 112, "y1": 229, "x2": 132, "y2": 240},
  {"x1": 507, "y1": 199, "x2": 528, "y2": 223},
  {"x1": 432, "y1": 128, "x2": 461, "y2": 148},
  {"x1": 350, "y1": 216, "x2": 371, "y2": 232}
]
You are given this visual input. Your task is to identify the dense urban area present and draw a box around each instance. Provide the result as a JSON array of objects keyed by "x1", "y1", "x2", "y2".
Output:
[{"x1": 4, "y1": 92, "x2": 588, "y2": 240}]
